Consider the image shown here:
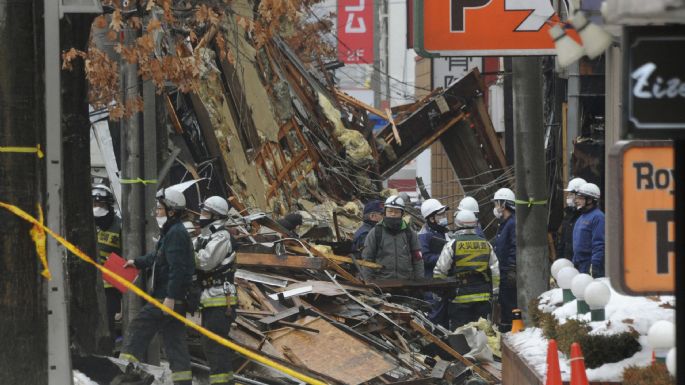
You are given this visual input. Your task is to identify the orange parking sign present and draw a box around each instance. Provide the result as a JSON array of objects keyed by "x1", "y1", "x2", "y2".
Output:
[
  {"x1": 609, "y1": 141, "x2": 675, "y2": 295},
  {"x1": 414, "y1": 0, "x2": 557, "y2": 56}
]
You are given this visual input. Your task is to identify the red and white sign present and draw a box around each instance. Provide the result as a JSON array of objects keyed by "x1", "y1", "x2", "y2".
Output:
[
  {"x1": 420, "y1": 0, "x2": 558, "y2": 56},
  {"x1": 338, "y1": 0, "x2": 374, "y2": 64}
]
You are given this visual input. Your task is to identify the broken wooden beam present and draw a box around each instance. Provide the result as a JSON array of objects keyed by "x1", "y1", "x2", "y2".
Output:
[
  {"x1": 258, "y1": 306, "x2": 306, "y2": 326},
  {"x1": 365, "y1": 277, "x2": 459, "y2": 290},
  {"x1": 286, "y1": 245, "x2": 383, "y2": 269},
  {"x1": 236, "y1": 252, "x2": 329, "y2": 270}
]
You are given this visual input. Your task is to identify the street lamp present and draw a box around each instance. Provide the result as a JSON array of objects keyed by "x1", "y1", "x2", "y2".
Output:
[
  {"x1": 570, "y1": 273, "x2": 593, "y2": 314},
  {"x1": 551, "y1": 258, "x2": 573, "y2": 281},
  {"x1": 557, "y1": 267, "x2": 579, "y2": 303},
  {"x1": 584, "y1": 281, "x2": 611, "y2": 321},
  {"x1": 648, "y1": 320, "x2": 675, "y2": 363}
]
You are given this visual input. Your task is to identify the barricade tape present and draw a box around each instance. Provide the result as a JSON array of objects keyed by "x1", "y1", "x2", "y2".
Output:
[
  {"x1": 514, "y1": 198, "x2": 548, "y2": 208},
  {"x1": 120, "y1": 178, "x2": 157, "y2": 185},
  {"x1": 0, "y1": 201, "x2": 328, "y2": 385},
  {"x1": 0, "y1": 144, "x2": 44, "y2": 158}
]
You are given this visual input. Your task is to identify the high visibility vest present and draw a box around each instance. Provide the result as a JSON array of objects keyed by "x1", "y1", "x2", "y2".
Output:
[
  {"x1": 96, "y1": 216, "x2": 122, "y2": 288},
  {"x1": 450, "y1": 233, "x2": 492, "y2": 304}
]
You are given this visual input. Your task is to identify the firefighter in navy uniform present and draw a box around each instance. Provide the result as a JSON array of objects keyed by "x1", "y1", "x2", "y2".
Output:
[
  {"x1": 119, "y1": 188, "x2": 194, "y2": 385},
  {"x1": 193, "y1": 196, "x2": 237, "y2": 385},
  {"x1": 572, "y1": 183, "x2": 605, "y2": 278},
  {"x1": 492, "y1": 187, "x2": 517, "y2": 332},
  {"x1": 92, "y1": 184, "x2": 123, "y2": 343},
  {"x1": 433, "y1": 210, "x2": 499, "y2": 331}
]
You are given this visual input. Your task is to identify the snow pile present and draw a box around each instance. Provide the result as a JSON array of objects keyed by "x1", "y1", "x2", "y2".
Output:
[
  {"x1": 73, "y1": 371, "x2": 99, "y2": 385},
  {"x1": 508, "y1": 278, "x2": 675, "y2": 382}
]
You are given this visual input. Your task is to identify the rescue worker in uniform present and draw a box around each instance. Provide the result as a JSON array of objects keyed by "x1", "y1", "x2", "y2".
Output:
[
  {"x1": 120, "y1": 188, "x2": 194, "y2": 385},
  {"x1": 556, "y1": 178, "x2": 586, "y2": 260},
  {"x1": 492, "y1": 187, "x2": 517, "y2": 332},
  {"x1": 362, "y1": 195, "x2": 423, "y2": 280},
  {"x1": 194, "y1": 196, "x2": 237, "y2": 385},
  {"x1": 433, "y1": 210, "x2": 499, "y2": 331},
  {"x1": 418, "y1": 199, "x2": 449, "y2": 278},
  {"x1": 351, "y1": 200, "x2": 383, "y2": 256},
  {"x1": 572, "y1": 183, "x2": 605, "y2": 278},
  {"x1": 457, "y1": 196, "x2": 485, "y2": 238},
  {"x1": 92, "y1": 184, "x2": 122, "y2": 343}
]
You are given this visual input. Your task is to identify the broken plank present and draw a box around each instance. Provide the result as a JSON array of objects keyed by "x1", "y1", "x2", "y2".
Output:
[
  {"x1": 409, "y1": 320, "x2": 499, "y2": 384},
  {"x1": 236, "y1": 252, "x2": 328, "y2": 270},
  {"x1": 287, "y1": 242, "x2": 364, "y2": 285},
  {"x1": 246, "y1": 281, "x2": 280, "y2": 314},
  {"x1": 365, "y1": 277, "x2": 459, "y2": 290},
  {"x1": 258, "y1": 306, "x2": 305, "y2": 326},
  {"x1": 287, "y1": 245, "x2": 382, "y2": 269}
]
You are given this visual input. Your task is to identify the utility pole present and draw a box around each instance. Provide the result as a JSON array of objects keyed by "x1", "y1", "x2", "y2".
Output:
[
  {"x1": 512, "y1": 57, "x2": 550, "y2": 324},
  {"x1": 372, "y1": 0, "x2": 381, "y2": 108},
  {"x1": 0, "y1": 1, "x2": 48, "y2": 383},
  {"x1": 382, "y1": 0, "x2": 390, "y2": 108}
]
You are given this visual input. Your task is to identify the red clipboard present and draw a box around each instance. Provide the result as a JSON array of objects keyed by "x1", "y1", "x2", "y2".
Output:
[{"x1": 103, "y1": 253, "x2": 139, "y2": 293}]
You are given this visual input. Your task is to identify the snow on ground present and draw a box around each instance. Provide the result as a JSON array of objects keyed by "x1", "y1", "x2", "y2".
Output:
[
  {"x1": 508, "y1": 278, "x2": 675, "y2": 382},
  {"x1": 73, "y1": 371, "x2": 99, "y2": 385}
]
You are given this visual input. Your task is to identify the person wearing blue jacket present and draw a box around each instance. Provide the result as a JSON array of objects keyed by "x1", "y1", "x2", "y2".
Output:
[
  {"x1": 351, "y1": 200, "x2": 384, "y2": 257},
  {"x1": 572, "y1": 183, "x2": 605, "y2": 278},
  {"x1": 492, "y1": 188, "x2": 517, "y2": 332},
  {"x1": 418, "y1": 198, "x2": 450, "y2": 278},
  {"x1": 457, "y1": 196, "x2": 486, "y2": 238}
]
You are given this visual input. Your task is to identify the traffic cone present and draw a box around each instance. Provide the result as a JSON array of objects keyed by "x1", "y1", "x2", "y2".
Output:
[
  {"x1": 545, "y1": 339, "x2": 562, "y2": 385},
  {"x1": 511, "y1": 309, "x2": 525, "y2": 333},
  {"x1": 570, "y1": 342, "x2": 589, "y2": 385}
]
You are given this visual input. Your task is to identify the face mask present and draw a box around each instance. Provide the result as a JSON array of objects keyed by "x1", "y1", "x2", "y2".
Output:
[
  {"x1": 437, "y1": 217, "x2": 449, "y2": 227},
  {"x1": 156, "y1": 216, "x2": 167, "y2": 228},
  {"x1": 199, "y1": 215, "x2": 213, "y2": 228},
  {"x1": 493, "y1": 207, "x2": 503, "y2": 219},
  {"x1": 566, "y1": 196, "x2": 575, "y2": 207},
  {"x1": 93, "y1": 207, "x2": 109, "y2": 218},
  {"x1": 384, "y1": 217, "x2": 402, "y2": 231}
]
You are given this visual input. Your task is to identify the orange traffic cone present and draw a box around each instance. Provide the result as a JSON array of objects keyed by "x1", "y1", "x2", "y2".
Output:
[
  {"x1": 570, "y1": 342, "x2": 589, "y2": 385},
  {"x1": 511, "y1": 309, "x2": 525, "y2": 333},
  {"x1": 545, "y1": 339, "x2": 562, "y2": 385}
]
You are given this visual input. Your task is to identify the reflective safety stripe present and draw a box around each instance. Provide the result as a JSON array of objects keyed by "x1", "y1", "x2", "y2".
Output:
[
  {"x1": 228, "y1": 295, "x2": 238, "y2": 306},
  {"x1": 434, "y1": 274, "x2": 447, "y2": 279},
  {"x1": 171, "y1": 370, "x2": 193, "y2": 381},
  {"x1": 119, "y1": 353, "x2": 140, "y2": 363},
  {"x1": 201, "y1": 296, "x2": 228, "y2": 307},
  {"x1": 452, "y1": 292, "x2": 491, "y2": 303},
  {"x1": 210, "y1": 372, "x2": 234, "y2": 384}
]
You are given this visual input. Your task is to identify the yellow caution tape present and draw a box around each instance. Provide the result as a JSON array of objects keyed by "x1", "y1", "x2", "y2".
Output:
[
  {"x1": 514, "y1": 198, "x2": 548, "y2": 208},
  {"x1": 0, "y1": 201, "x2": 328, "y2": 385},
  {"x1": 0, "y1": 144, "x2": 44, "y2": 158},
  {"x1": 120, "y1": 178, "x2": 157, "y2": 185},
  {"x1": 29, "y1": 204, "x2": 51, "y2": 280}
]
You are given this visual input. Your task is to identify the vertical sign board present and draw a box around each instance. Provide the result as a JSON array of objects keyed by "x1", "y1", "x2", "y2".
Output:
[
  {"x1": 338, "y1": 0, "x2": 374, "y2": 64},
  {"x1": 414, "y1": 0, "x2": 557, "y2": 57},
  {"x1": 624, "y1": 26, "x2": 685, "y2": 138},
  {"x1": 609, "y1": 141, "x2": 675, "y2": 295}
]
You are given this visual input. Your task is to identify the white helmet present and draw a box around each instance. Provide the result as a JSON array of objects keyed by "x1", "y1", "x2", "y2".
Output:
[
  {"x1": 92, "y1": 184, "x2": 114, "y2": 204},
  {"x1": 421, "y1": 198, "x2": 447, "y2": 219},
  {"x1": 454, "y1": 210, "x2": 478, "y2": 229},
  {"x1": 576, "y1": 183, "x2": 601, "y2": 200},
  {"x1": 384, "y1": 195, "x2": 405, "y2": 211},
  {"x1": 564, "y1": 177, "x2": 587, "y2": 192},
  {"x1": 156, "y1": 188, "x2": 186, "y2": 210},
  {"x1": 493, "y1": 188, "x2": 515, "y2": 203},
  {"x1": 457, "y1": 196, "x2": 479, "y2": 213},
  {"x1": 201, "y1": 196, "x2": 229, "y2": 217}
]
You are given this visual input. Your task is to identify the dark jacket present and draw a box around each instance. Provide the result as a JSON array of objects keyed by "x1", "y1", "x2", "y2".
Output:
[
  {"x1": 361, "y1": 220, "x2": 422, "y2": 280},
  {"x1": 351, "y1": 220, "x2": 376, "y2": 255},
  {"x1": 418, "y1": 225, "x2": 448, "y2": 278},
  {"x1": 556, "y1": 207, "x2": 581, "y2": 260},
  {"x1": 572, "y1": 207, "x2": 605, "y2": 277},
  {"x1": 493, "y1": 214, "x2": 516, "y2": 272},
  {"x1": 135, "y1": 220, "x2": 195, "y2": 300}
]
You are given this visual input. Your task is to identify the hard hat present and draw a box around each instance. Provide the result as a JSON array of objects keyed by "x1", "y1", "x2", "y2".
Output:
[
  {"x1": 493, "y1": 188, "x2": 515, "y2": 203},
  {"x1": 421, "y1": 198, "x2": 448, "y2": 219},
  {"x1": 457, "y1": 196, "x2": 479, "y2": 213},
  {"x1": 156, "y1": 188, "x2": 186, "y2": 210},
  {"x1": 201, "y1": 196, "x2": 230, "y2": 217},
  {"x1": 384, "y1": 195, "x2": 405, "y2": 211},
  {"x1": 92, "y1": 184, "x2": 114, "y2": 203},
  {"x1": 576, "y1": 183, "x2": 601, "y2": 200},
  {"x1": 454, "y1": 210, "x2": 478, "y2": 228},
  {"x1": 564, "y1": 177, "x2": 587, "y2": 192}
]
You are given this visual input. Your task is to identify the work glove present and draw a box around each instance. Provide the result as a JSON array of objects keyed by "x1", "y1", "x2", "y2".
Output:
[
  {"x1": 162, "y1": 297, "x2": 175, "y2": 315},
  {"x1": 194, "y1": 236, "x2": 210, "y2": 252}
]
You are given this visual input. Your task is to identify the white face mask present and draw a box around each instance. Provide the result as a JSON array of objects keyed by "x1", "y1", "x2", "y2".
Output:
[
  {"x1": 437, "y1": 217, "x2": 449, "y2": 227},
  {"x1": 93, "y1": 207, "x2": 109, "y2": 218},
  {"x1": 566, "y1": 196, "x2": 575, "y2": 207},
  {"x1": 156, "y1": 216, "x2": 167, "y2": 228},
  {"x1": 493, "y1": 207, "x2": 503, "y2": 219}
]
